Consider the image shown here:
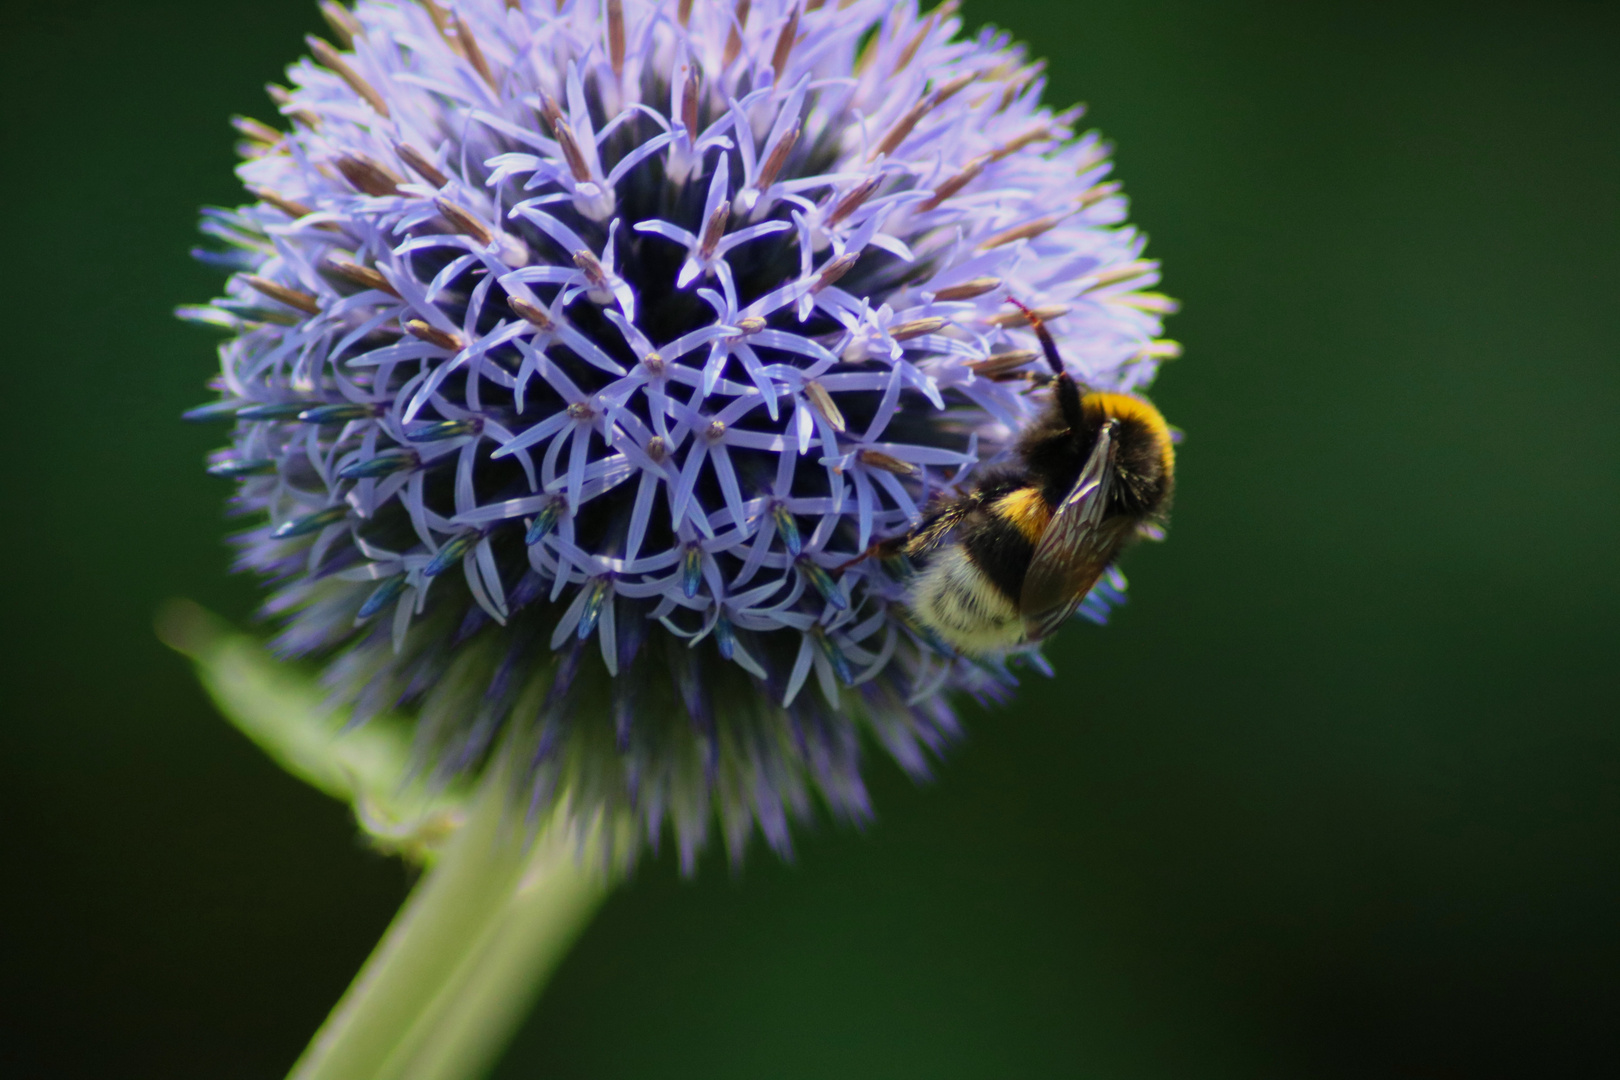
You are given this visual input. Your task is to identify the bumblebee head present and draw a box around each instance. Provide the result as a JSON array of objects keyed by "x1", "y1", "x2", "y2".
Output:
[{"x1": 1081, "y1": 392, "x2": 1176, "y2": 515}]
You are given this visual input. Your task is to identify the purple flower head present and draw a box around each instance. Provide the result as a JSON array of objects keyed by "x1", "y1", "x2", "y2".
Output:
[{"x1": 183, "y1": 0, "x2": 1177, "y2": 870}]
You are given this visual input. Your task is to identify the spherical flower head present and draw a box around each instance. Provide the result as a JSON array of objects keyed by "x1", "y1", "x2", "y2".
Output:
[{"x1": 183, "y1": 0, "x2": 1177, "y2": 870}]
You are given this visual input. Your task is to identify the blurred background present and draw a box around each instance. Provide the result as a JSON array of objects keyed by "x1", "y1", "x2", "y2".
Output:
[{"x1": 2, "y1": 0, "x2": 1616, "y2": 1075}]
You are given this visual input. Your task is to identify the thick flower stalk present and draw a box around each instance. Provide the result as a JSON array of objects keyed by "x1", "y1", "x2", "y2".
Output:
[{"x1": 185, "y1": 0, "x2": 1176, "y2": 872}]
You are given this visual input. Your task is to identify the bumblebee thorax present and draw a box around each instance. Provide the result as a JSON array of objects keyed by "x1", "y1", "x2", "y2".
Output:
[{"x1": 1080, "y1": 391, "x2": 1175, "y2": 513}]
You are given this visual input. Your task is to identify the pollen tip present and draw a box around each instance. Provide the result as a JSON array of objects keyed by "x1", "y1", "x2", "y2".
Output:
[
  {"x1": 272, "y1": 505, "x2": 347, "y2": 540},
  {"x1": 424, "y1": 532, "x2": 479, "y2": 577},
  {"x1": 404, "y1": 319, "x2": 464, "y2": 351}
]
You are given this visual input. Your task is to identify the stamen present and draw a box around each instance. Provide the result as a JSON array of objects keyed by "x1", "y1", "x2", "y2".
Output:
[
  {"x1": 979, "y1": 211, "x2": 1068, "y2": 251},
  {"x1": 419, "y1": 0, "x2": 453, "y2": 37},
  {"x1": 1086, "y1": 260, "x2": 1156, "y2": 290},
  {"x1": 771, "y1": 505, "x2": 802, "y2": 557},
  {"x1": 1137, "y1": 339, "x2": 1183, "y2": 360},
  {"x1": 334, "y1": 153, "x2": 403, "y2": 196},
  {"x1": 645, "y1": 435, "x2": 668, "y2": 464},
  {"x1": 753, "y1": 119, "x2": 800, "y2": 194},
  {"x1": 869, "y1": 72, "x2": 980, "y2": 163},
  {"x1": 265, "y1": 82, "x2": 319, "y2": 128},
  {"x1": 507, "y1": 295, "x2": 554, "y2": 329},
  {"x1": 338, "y1": 449, "x2": 419, "y2": 479},
  {"x1": 677, "y1": 0, "x2": 694, "y2": 28},
  {"x1": 404, "y1": 319, "x2": 464, "y2": 351},
  {"x1": 858, "y1": 449, "x2": 919, "y2": 475},
  {"x1": 706, "y1": 418, "x2": 727, "y2": 441},
  {"x1": 572, "y1": 249, "x2": 608, "y2": 289},
  {"x1": 567, "y1": 401, "x2": 595, "y2": 420},
  {"x1": 812, "y1": 625, "x2": 854, "y2": 685},
  {"x1": 247, "y1": 186, "x2": 314, "y2": 220},
  {"x1": 319, "y1": 2, "x2": 361, "y2": 48},
  {"x1": 325, "y1": 256, "x2": 400, "y2": 297},
  {"x1": 606, "y1": 0, "x2": 626, "y2": 79},
  {"x1": 452, "y1": 12, "x2": 497, "y2": 89},
  {"x1": 890, "y1": 0, "x2": 953, "y2": 67},
  {"x1": 243, "y1": 276, "x2": 321, "y2": 315},
  {"x1": 698, "y1": 199, "x2": 731, "y2": 260},
  {"x1": 680, "y1": 63, "x2": 701, "y2": 135},
  {"x1": 424, "y1": 532, "x2": 479, "y2": 577},
  {"x1": 916, "y1": 155, "x2": 985, "y2": 213},
  {"x1": 576, "y1": 579, "x2": 609, "y2": 640},
  {"x1": 272, "y1": 505, "x2": 348, "y2": 539},
  {"x1": 642, "y1": 351, "x2": 665, "y2": 375},
  {"x1": 208, "y1": 457, "x2": 277, "y2": 479},
  {"x1": 682, "y1": 544, "x2": 704, "y2": 598},
  {"x1": 869, "y1": 97, "x2": 932, "y2": 162},
  {"x1": 305, "y1": 35, "x2": 390, "y2": 118},
  {"x1": 967, "y1": 348, "x2": 1040, "y2": 378},
  {"x1": 803, "y1": 379, "x2": 846, "y2": 431},
  {"x1": 299, "y1": 402, "x2": 381, "y2": 423},
  {"x1": 988, "y1": 123, "x2": 1057, "y2": 163},
  {"x1": 525, "y1": 498, "x2": 564, "y2": 544},
  {"x1": 236, "y1": 402, "x2": 310, "y2": 420},
  {"x1": 183, "y1": 401, "x2": 244, "y2": 423},
  {"x1": 434, "y1": 197, "x2": 495, "y2": 246},
  {"x1": 828, "y1": 174, "x2": 881, "y2": 226},
  {"x1": 932, "y1": 70, "x2": 977, "y2": 105},
  {"x1": 263, "y1": 81, "x2": 320, "y2": 128},
  {"x1": 715, "y1": 614, "x2": 738, "y2": 661},
  {"x1": 230, "y1": 115, "x2": 282, "y2": 146},
  {"x1": 932, "y1": 276, "x2": 1001, "y2": 301},
  {"x1": 889, "y1": 316, "x2": 948, "y2": 341},
  {"x1": 1078, "y1": 180, "x2": 1123, "y2": 209},
  {"x1": 771, "y1": 4, "x2": 802, "y2": 74},
  {"x1": 394, "y1": 141, "x2": 449, "y2": 187},
  {"x1": 997, "y1": 60, "x2": 1046, "y2": 112},
  {"x1": 798, "y1": 559, "x2": 848, "y2": 610},
  {"x1": 723, "y1": 0, "x2": 752, "y2": 69},
  {"x1": 730, "y1": 316, "x2": 767, "y2": 339},
  {"x1": 357, "y1": 575, "x2": 407, "y2": 620},
  {"x1": 407, "y1": 418, "x2": 481, "y2": 441},
  {"x1": 540, "y1": 95, "x2": 594, "y2": 183},
  {"x1": 1118, "y1": 293, "x2": 1178, "y2": 314},
  {"x1": 537, "y1": 90, "x2": 563, "y2": 126}
]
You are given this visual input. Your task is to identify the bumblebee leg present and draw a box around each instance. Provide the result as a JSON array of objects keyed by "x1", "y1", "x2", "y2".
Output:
[
  {"x1": 903, "y1": 496, "x2": 982, "y2": 558},
  {"x1": 1006, "y1": 298, "x2": 1064, "y2": 376},
  {"x1": 1006, "y1": 298, "x2": 1083, "y2": 429},
  {"x1": 836, "y1": 533, "x2": 911, "y2": 571}
]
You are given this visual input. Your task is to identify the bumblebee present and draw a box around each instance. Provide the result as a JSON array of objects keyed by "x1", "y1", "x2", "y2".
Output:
[{"x1": 887, "y1": 300, "x2": 1175, "y2": 655}]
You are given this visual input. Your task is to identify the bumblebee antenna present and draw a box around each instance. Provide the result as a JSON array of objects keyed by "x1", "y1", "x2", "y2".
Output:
[
  {"x1": 1006, "y1": 298, "x2": 1064, "y2": 376},
  {"x1": 1006, "y1": 298, "x2": 1082, "y2": 428}
]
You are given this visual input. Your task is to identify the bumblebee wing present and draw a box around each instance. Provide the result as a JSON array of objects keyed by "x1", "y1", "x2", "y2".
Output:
[{"x1": 1019, "y1": 423, "x2": 1119, "y2": 641}]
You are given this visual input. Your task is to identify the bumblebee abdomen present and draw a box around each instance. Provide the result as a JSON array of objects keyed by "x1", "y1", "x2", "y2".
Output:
[
  {"x1": 901, "y1": 487, "x2": 1047, "y2": 655},
  {"x1": 908, "y1": 546, "x2": 1028, "y2": 655}
]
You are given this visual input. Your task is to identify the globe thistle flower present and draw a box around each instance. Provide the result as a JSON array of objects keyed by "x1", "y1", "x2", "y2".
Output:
[{"x1": 184, "y1": 0, "x2": 1177, "y2": 872}]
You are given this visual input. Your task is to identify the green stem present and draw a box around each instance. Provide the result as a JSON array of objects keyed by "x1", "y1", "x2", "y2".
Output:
[
  {"x1": 384, "y1": 819, "x2": 608, "y2": 1080},
  {"x1": 288, "y1": 782, "x2": 612, "y2": 1080}
]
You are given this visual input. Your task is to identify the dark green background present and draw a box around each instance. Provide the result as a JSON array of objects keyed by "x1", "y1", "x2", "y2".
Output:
[{"x1": 3, "y1": 0, "x2": 1616, "y2": 1075}]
